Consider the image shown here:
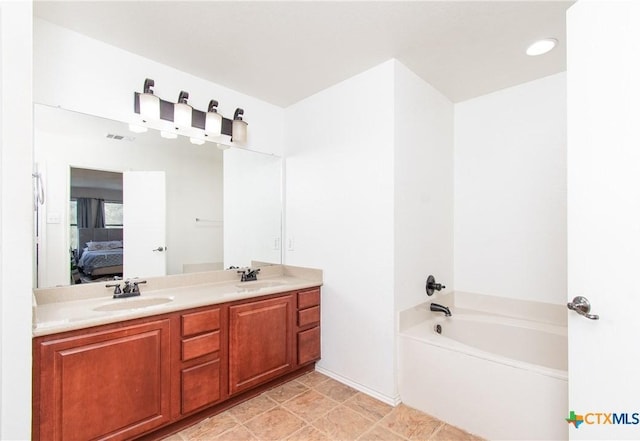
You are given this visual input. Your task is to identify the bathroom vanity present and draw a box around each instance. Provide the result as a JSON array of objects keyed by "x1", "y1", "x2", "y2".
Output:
[{"x1": 31, "y1": 265, "x2": 322, "y2": 441}]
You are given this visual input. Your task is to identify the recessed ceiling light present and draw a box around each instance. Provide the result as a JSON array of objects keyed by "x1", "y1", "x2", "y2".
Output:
[{"x1": 526, "y1": 38, "x2": 558, "y2": 56}]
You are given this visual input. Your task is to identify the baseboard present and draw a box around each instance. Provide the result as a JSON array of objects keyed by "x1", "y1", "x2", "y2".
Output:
[{"x1": 314, "y1": 366, "x2": 401, "y2": 407}]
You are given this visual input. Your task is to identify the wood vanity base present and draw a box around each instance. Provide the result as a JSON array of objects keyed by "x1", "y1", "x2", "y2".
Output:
[{"x1": 33, "y1": 287, "x2": 321, "y2": 441}]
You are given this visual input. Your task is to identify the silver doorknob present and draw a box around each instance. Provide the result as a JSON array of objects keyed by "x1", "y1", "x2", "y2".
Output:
[
  {"x1": 152, "y1": 246, "x2": 166, "y2": 252},
  {"x1": 567, "y1": 296, "x2": 599, "y2": 320}
]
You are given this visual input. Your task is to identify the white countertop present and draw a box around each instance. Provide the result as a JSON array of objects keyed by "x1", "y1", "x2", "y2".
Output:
[{"x1": 33, "y1": 264, "x2": 322, "y2": 337}]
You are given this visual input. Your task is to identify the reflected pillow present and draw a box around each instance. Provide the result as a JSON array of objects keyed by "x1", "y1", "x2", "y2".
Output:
[{"x1": 86, "y1": 240, "x2": 123, "y2": 251}]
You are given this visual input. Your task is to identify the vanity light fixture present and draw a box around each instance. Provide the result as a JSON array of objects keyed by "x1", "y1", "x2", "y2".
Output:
[
  {"x1": 232, "y1": 108, "x2": 248, "y2": 145},
  {"x1": 174, "y1": 91, "x2": 193, "y2": 129},
  {"x1": 205, "y1": 100, "x2": 223, "y2": 137},
  {"x1": 189, "y1": 137, "x2": 206, "y2": 145},
  {"x1": 526, "y1": 38, "x2": 558, "y2": 56},
  {"x1": 139, "y1": 78, "x2": 160, "y2": 121},
  {"x1": 133, "y1": 78, "x2": 248, "y2": 146}
]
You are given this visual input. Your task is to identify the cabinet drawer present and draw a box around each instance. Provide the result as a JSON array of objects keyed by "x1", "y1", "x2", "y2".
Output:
[
  {"x1": 297, "y1": 289, "x2": 320, "y2": 309},
  {"x1": 182, "y1": 308, "x2": 220, "y2": 337},
  {"x1": 297, "y1": 306, "x2": 320, "y2": 328},
  {"x1": 297, "y1": 326, "x2": 320, "y2": 365},
  {"x1": 181, "y1": 360, "x2": 221, "y2": 414},
  {"x1": 182, "y1": 331, "x2": 220, "y2": 361}
]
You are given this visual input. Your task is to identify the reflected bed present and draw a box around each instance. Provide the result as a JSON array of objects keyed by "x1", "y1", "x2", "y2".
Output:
[{"x1": 76, "y1": 228, "x2": 123, "y2": 277}]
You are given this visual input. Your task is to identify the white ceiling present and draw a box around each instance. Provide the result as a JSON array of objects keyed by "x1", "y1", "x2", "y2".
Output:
[{"x1": 33, "y1": 1, "x2": 573, "y2": 107}]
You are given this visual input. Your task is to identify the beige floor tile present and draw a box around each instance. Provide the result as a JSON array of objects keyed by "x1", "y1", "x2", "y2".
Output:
[
  {"x1": 213, "y1": 425, "x2": 259, "y2": 441},
  {"x1": 160, "y1": 434, "x2": 185, "y2": 441},
  {"x1": 296, "y1": 371, "x2": 331, "y2": 388},
  {"x1": 358, "y1": 424, "x2": 409, "y2": 441},
  {"x1": 344, "y1": 392, "x2": 393, "y2": 422},
  {"x1": 312, "y1": 405, "x2": 374, "y2": 440},
  {"x1": 380, "y1": 404, "x2": 443, "y2": 440},
  {"x1": 282, "y1": 389, "x2": 340, "y2": 422},
  {"x1": 285, "y1": 424, "x2": 331, "y2": 441},
  {"x1": 265, "y1": 380, "x2": 310, "y2": 404},
  {"x1": 173, "y1": 372, "x2": 484, "y2": 441},
  {"x1": 244, "y1": 407, "x2": 306, "y2": 440},
  {"x1": 430, "y1": 424, "x2": 484, "y2": 441},
  {"x1": 314, "y1": 378, "x2": 358, "y2": 402},
  {"x1": 227, "y1": 393, "x2": 277, "y2": 423},
  {"x1": 182, "y1": 412, "x2": 239, "y2": 440}
]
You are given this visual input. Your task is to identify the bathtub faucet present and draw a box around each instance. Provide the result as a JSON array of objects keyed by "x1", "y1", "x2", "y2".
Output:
[{"x1": 430, "y1": 303, "x2": 451, "y2": 317}]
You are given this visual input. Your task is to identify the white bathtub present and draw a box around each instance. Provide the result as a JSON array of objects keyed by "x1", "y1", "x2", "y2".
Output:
[{"x1": 398, "y1": 297, "x2": 568, "y2": 440}]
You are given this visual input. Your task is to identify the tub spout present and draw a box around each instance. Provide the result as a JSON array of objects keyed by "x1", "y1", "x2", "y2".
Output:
[{"x1": 430, "y1": 303, "x2": 451, "y2": 317}]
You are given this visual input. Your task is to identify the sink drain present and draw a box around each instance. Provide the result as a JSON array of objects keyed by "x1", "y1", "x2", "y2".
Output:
[{"x1": 434, "y1": 324, "x2": 442, "y2": 334}]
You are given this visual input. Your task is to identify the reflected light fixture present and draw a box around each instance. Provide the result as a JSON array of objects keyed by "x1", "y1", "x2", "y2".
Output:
[
  {"x1": 139, "y1": 78, "x2": 160, "y2": 121},
  {"x1": 526, "y1": 38, "x2": 558, "y2": 56},
  {"x1": 205, "y1": 100, "x2": 222, "y2": 137},
  {"x1": 232, "y1": 108, "x2": 248, "y2": 145},
  {"x1": 174, "y1": 91, "x2": 192, "y2": 129}
]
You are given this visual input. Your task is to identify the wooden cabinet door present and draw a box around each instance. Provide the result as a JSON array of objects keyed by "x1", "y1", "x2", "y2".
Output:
[
  {"x1": 35, "y1": 319, "x2": 171, "y2": 441},
  {"x1": 228, "y1": 295, "x2": 294, "y2": 395}
]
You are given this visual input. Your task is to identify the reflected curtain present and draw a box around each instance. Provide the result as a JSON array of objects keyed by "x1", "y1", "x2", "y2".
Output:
[{"x1": 77, "y1": 198, "x2": 105, "y2": 228}]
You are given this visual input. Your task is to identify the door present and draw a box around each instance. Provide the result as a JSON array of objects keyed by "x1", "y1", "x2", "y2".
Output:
[
  {"x1": 124, "y1": 171, "x2": 167, "y2": 278},
  {"x1": 567, "y1": 2, "x2": 640, "y2": 439}
]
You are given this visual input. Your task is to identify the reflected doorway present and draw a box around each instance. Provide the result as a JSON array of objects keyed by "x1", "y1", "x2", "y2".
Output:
[{"x1": 70, "y1": 167, "x2": 123, "y2": 284}]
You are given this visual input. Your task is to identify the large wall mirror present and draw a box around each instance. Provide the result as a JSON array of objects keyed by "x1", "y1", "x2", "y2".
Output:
[{"x1": 34, "y1": 104, "x2": 282, "y2": 288}]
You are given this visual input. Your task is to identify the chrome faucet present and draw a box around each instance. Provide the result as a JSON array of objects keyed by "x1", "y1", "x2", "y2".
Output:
[{"x1": 430, "y1": 303, "x2": 451, "y2": 317}]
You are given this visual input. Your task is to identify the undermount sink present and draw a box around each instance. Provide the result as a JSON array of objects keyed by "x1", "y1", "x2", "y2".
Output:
[
  {"x1": 93, "y1": 296, "x2": 174, "y2": 312},
  {"x1": 235, "y1": 280, "x2": 286, "y2": 291}
]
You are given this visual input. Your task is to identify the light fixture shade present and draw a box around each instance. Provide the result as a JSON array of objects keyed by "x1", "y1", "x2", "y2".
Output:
[
  {"x1": 232, "y1": 108, "x2": 247, "y2": 145},
  {"x1": 174, "y1": 91, "x2": 192, "y2": 128},
  {"x1": 205, "y1": 99, "x2": 222, "y2": 136},
  {"x1": 140, "y1": 94, "x2": 160, "y2": 120},
  {"x1": 232, "y1": 120, "x2": 248, "y2": 145},
  {"x1": 140, "y1": 79, "x2": 160, "y2": 121},
  {"x1": 189, "y1": 137, "x2": 206, "y2": 145}
]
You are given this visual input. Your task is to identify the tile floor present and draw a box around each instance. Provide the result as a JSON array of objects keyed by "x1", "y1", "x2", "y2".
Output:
[{"x1": 164, "y1": 371, "x2": 484, "y2": 441}]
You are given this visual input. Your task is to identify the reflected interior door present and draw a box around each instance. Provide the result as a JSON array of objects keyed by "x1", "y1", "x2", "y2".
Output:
[
  {"x1": 567, "y1": 2, "x2": 640, "y2": 439},
  {"x1": 124, "y1": 171, "x2": 167, "y2": 278}
]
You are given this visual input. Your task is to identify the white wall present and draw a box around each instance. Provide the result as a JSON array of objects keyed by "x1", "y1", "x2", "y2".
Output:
[
  {"x1": 0, "y1": 2, "x2": 33, "y2": 438},
  {"x1": 285, "y1": 59, "x2": 455, "y2": 402},
  {"x1": 393, "y1": 61, "x2": 454, "y2": 314},
  {"x1": 285, "y1": 61, "x2": 397, "y2": 401},
  {"x1": 454, "y1": 72, "x2": 567, "y2": 305}
]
